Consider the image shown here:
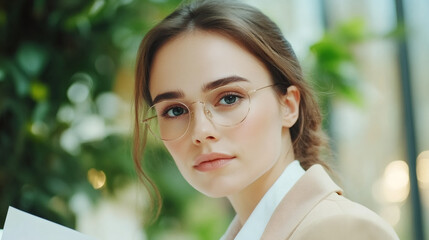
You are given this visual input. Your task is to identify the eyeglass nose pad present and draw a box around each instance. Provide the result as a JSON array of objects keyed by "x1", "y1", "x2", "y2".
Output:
[
  {"x1": 205, "y1": 108, "x2": 213, "y2": 118},
  {"x1": 196, "y1": 101, "x2": 212, "y2": 119},
  {"x1": 190, "y1": 101, "x2": 212, "y2": 121}
]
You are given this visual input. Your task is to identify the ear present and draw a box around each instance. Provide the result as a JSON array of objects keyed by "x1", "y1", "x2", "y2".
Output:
[{"x1": 279, "y1": 85, "x2": 300, "y2": 128}]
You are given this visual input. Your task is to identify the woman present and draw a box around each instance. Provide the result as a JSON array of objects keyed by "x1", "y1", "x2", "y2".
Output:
[{"x1": 133, "y1": 0, "x2": 399, "y2": 239}]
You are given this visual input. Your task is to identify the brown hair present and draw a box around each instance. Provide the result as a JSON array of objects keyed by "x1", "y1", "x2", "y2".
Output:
[{"x1": 134, "y1": 0, "x2": 329, "y2": 219}]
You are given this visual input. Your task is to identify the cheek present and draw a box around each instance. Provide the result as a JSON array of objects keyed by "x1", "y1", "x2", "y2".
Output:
[
  {"x1": 236, "y1": 101, "x2": 282, "y2": 143},
  {"x1": 164, "y1": 142, "x2": 187, "y2": 166},
  {"x1": 163, "y1": 140, "x2": 194, "y2": 179},
  {"x1": 231, "y1": 101, "x2": 284, "y2": 162}
]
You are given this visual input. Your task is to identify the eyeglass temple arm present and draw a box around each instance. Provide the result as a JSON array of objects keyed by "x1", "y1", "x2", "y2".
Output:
[
  {"x1": 142, "y1": 116, "x2": 157, "y2": 123},
  {"x1": 249, "y1": 84, "x2": 279, "y2": 94}
]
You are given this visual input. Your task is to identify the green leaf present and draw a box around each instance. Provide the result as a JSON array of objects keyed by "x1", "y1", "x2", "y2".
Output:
[
  {"x1": 3, "y1": 60, "x2": 30, "y2": 97},
  {"x1": 0, "y1": 68, "x2": 5, "y2": 81},
  {"x1": 30, "y1": 81, "x2": 49, "y2": 101},
  {"x1": 337, "y1": 18, "x2": 367, "y2": 43},
  {"x1": 16, "y1": 43, "x2": 48, "y2": 77},
  {"x1": 32, "y1": 101, "x2": 50, "y2": 123}
]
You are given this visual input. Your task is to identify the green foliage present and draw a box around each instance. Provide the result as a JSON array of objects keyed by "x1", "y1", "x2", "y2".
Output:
[
  {"x1": 309, "y1": 19, "x2": 368, "y2": 109},
  {"x1": 0, "y1": 0, "x2": 180, "y2": 229},
  {"x1": 307, "y1": 17, "x2": 403, "y2": 133},
  {"x1": 307, "y1": 18, "x2": 371, "y2": 132}
]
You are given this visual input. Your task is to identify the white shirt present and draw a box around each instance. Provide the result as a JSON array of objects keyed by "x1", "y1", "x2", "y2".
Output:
[{"x1": 221, "y1": 160, "x2": 305, "y2": 240}]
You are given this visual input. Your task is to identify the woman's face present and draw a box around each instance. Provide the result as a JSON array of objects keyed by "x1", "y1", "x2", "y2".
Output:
[{"x1": 149, "y1": 30, "x2": 293, "y2": 198}]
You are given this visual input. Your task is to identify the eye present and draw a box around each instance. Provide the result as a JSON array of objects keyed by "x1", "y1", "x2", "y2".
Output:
[
  {"x1": 162, "y1": 105, "x2": 188, "y2": 118},
  {"x1": 219, "y1": 94, "x2": 241, "y2": 105}
]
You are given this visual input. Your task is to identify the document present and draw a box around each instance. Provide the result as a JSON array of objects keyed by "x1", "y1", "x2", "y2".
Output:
[{"x1": 1, "y1": 206, "x2": 97, "y2": 240}]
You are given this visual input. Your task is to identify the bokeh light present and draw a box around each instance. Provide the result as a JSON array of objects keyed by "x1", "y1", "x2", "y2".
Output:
[
  {"x1": 417, "y1": 151, "x2": 429, "y2": 189},
  {"x1": 67, "y1": 82, "x2": 90, "y2": 104},
  {"x1": 379, "y1": 205, "x2": 401, "y2": 226},
  {"x1": 88, "y1": 168, "x2": 107, "y2": 190},
  {"x1": 381, "y1": 160, "x2": 410, "y2": 203}
]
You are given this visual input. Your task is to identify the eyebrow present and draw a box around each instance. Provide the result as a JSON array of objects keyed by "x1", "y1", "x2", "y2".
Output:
[
  {"x1": 152, "y1": 90, "x2": 185, "y2": 105},
  {"x1": 202, "y1": 75, "x2": 249, "y2": 92},
  {"x1": 152, "y1": 75, "x2": 249, "y2": 105}
]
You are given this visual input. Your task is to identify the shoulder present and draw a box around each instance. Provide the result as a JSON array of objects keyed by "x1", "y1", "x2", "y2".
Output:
[{"x1": 290, "y1": 193, "x2": 399, "y2": 240}]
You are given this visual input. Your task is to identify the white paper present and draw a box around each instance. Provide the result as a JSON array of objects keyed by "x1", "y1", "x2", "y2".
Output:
[{"x1": 1, "y1": 206, "x2": 97, "y2": 240}]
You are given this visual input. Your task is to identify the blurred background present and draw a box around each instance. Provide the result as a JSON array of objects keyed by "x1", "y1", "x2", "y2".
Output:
[{"x1": 0, "y1": 0, "x2": 428, "y2": 239}]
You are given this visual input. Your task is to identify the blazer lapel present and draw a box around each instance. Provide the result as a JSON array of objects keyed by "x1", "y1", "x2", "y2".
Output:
[{"x1": 261, "y1": 164, "x2": 343, "y2": 240}]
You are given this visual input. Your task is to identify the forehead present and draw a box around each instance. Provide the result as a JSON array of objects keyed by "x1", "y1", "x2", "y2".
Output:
[{"x1": 149, "y1": 30, "x2": 271, "y2": 98}]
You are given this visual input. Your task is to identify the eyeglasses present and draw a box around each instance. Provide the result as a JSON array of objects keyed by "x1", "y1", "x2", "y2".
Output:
[{"x1": 142, "y1": 84, "x2": 276, "y2": 141}]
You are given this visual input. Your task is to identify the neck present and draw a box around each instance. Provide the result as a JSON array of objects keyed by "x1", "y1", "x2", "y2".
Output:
[{"x1": 227, "y1": 143, "x2": 295, "y2": 225}]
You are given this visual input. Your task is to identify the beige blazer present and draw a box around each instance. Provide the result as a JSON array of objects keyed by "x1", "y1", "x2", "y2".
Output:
[{"x1": 222, "y1": 165, "x2": 399, "y2": 240}]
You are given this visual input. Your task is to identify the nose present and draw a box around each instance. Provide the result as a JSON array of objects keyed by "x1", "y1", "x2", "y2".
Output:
[{"x1": 190, "y1": 102, "x2": 219, "y2": 145}]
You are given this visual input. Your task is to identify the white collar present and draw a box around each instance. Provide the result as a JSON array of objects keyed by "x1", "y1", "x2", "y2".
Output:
[{"x1": 221, "y1": 160, "x2": 305, "y2": 240}]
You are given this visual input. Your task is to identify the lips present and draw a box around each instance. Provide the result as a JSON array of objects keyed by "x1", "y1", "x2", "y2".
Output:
[{"x1": 193, "y1": 152, "x2": 235, "y2": 172}]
